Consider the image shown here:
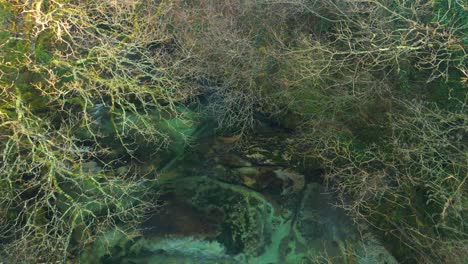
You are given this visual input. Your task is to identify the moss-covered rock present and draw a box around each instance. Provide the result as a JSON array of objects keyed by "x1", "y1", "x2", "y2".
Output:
[{"x1": 166, "y1": 176, "x2": 283, "y2": 257}]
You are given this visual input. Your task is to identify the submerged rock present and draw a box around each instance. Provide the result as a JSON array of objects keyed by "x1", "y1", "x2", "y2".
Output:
[
  {"x1": 216, "y1": 154, "x2": 252, "y2": 168},
  {"x1": 284, "y1": 183, "x2": 355, "y2": 263},
  {"x1": 141, "y1": 196, "x2": 223, "y2": 239},
  {"x1": 231, "y1": 166, "x2": 283, "y2": 192},
  {"x1": 283, "y1": 183, "x2": 398, "y2": 264},
  {"x1": 274, "y1": 168, "x2": 305, "y2": 194},
  {"x1": 127, "y1": 237, "x2": 234, "y2": 263},
  {"x1": 165, "y1": 176, "x2": 285, "y2": 258}
]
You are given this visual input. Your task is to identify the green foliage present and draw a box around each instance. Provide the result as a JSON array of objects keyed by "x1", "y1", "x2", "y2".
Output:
[{"x1": 1, "y1": 0, "x2": 466, "y2": 263}]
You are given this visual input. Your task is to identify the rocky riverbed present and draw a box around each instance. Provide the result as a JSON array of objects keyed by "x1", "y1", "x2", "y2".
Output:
[{"x1": 79, "y1": 131, "x2": 397, "y2": 264}]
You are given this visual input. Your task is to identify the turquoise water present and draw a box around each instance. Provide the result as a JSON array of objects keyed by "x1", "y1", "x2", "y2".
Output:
[{"x1": 78, "y1": 121, "x2": 396, "y2": 264}]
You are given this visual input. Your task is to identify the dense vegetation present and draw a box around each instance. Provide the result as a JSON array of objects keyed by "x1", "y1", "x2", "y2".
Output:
[{"x1": 0, "y1": 0, "x2": 466, "y2": 263}]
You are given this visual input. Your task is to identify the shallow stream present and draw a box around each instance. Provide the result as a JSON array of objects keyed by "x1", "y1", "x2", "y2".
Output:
[{"x1": 79, "y1": 122, "x2": 396, "y2": 264}]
